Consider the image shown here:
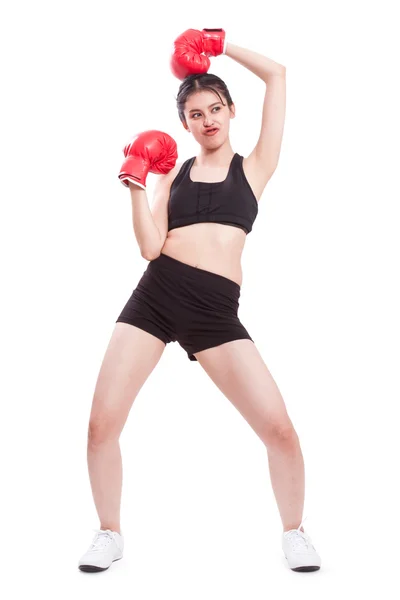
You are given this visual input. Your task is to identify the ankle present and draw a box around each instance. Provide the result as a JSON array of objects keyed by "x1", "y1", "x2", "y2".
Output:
[
  {"x1": 283, "y1": 525, "x2": 304, "y2": 533},
  {"x1": 100, "y1": 525, "x2": 121, "y2": 535}
]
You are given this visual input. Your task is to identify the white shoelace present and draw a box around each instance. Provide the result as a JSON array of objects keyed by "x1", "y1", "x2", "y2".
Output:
[
  {"x1": 283, "y1": 516, "x2": 312, "y2": 551},
  {"x1": 90, "y1": 529, "x2": 113, "y2": 552}
]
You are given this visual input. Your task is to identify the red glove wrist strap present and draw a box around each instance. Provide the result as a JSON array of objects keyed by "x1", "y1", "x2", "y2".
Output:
[{"x1": 202, "y1": 28, "x2": 225, "y2": 56}]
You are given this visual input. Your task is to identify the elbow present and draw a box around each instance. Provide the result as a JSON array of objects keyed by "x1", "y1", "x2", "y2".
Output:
[
  {"x1": 140, "y1": 230, "x2": 165, "y2": 261},
  {"x1": 141, "y1": 248, "x2": 161, "y2": 261}
]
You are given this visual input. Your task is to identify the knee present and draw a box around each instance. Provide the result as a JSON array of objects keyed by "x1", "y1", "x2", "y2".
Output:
[
  {"x1": 262, "y1": 421, "x2": 298, "y2": 449},
  {"x1": 88, "y1": 414, "x2": 120, "y2": 445}
]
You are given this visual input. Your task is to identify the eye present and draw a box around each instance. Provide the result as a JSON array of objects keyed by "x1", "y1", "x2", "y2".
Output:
[{"x1": 191, "y1": 106, "x2": 221, "y2": 118}]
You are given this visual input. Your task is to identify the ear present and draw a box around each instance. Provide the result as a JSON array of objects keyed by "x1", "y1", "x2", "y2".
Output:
[{"x1": 229, "y1": 103, "x2": 236, "y2": 119}]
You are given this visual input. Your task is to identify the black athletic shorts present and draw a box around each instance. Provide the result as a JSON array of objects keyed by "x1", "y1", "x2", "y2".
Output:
[{"x1": 116, "y1": 252, "x2": 254, "y2": 361}]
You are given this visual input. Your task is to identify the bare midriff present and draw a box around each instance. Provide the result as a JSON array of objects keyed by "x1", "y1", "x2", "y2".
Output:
[{"x1": 160, "y1": 222, "x2": 246, "y2": 287}]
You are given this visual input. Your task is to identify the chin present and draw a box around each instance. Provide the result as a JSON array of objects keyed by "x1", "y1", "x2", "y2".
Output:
[{"x1": 203, "y1": 137, "x2": 226, "y2": 146}]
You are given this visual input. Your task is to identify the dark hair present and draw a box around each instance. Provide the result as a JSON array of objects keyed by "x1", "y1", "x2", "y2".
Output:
[{"x1": 175, "y1": 73, "x2": 234, "y2": 125}]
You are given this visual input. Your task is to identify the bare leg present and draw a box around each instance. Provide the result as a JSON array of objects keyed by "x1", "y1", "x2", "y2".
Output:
[
  {"x1": 87, "y1": 439, "x2": 123, "y2": 534},
  {"x1": 192, "y1": 341, "x2": 307, "y2": 535},
  {"x1": 266, "y1": 432, "x2": 305, "y2": 533},
  {"x1": 86, "y1": 323, "x2": 166, "y2": 535}
]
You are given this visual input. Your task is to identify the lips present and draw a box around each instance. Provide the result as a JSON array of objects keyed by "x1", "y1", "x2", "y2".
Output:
[{"x1": 204, "y1": 128, "x2": 219, "y2": 136}]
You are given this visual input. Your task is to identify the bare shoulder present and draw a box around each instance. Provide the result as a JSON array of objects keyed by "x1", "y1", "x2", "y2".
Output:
[{"x1": 242, "y1": 153, "x2": 275, "y2": 202}]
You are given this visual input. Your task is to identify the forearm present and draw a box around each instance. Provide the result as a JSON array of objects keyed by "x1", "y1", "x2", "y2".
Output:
[
  {"x1": 129, "y1": 184, "x2": 161, "y2": 259},
  {"x1": 225, "y1": 42, "x2": 285, "y2": 82}
]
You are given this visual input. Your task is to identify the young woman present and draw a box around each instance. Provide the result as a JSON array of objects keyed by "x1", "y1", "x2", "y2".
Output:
[{"x1": 78, "y1": 31, "x2": 321, "y2": 574}]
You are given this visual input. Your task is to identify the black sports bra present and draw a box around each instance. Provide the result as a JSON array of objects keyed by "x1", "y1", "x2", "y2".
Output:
[{"x1": 167, "y1": 152, "x2": 258, "y2": 234}]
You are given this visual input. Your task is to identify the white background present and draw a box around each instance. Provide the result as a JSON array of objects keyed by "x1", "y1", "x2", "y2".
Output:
[{"x1": 1, "y1": 0, "x2": 399, "y2": 597}]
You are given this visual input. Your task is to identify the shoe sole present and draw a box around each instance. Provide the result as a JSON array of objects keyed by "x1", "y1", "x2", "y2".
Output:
[
  {"x1": 291, "y1": 565, "x2": 320, "y2": 572},
  {"x1": 284, "y1": 555, "x2": 320, "y2": 572},
  {"x1": 78, "y1": 556, "x2": 123, "y2": 572},
  {"x1": 79, "y1": 556, "x2": 320, "y2": 573}
]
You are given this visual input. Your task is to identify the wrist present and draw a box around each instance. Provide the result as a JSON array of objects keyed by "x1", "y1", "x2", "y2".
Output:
[{"x1": 128, "y1": 180, "x2": 146, "y2": 192}]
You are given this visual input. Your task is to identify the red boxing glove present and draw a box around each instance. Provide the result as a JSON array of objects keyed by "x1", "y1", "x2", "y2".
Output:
[
  {"x1": 170, "y1": 28, "x2": 227, "y2": 80},
  {"x1": 119, "y1": 130, "x2": 178, "y2": 190},
  {"x1": 170, "y1": 29, "x2": 210, "y2": 80}
]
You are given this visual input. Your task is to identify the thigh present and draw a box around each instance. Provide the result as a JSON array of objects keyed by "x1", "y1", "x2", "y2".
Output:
[
  {"x1": 88, "y1": 322, "x2": 166, "y2": 442},
  {"x1": 194, "y1": 339, "x2": 293, "y2": 442}
]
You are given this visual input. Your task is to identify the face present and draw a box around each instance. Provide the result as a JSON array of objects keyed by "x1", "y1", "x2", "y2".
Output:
[{"x1": 183, "y1": 90, "x2": 235, "y2": 146}]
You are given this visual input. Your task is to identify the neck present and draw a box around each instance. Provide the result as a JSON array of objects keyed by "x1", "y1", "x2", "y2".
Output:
[{"x1": 195, "y1": 143, "x2": 235, "y2": 168}]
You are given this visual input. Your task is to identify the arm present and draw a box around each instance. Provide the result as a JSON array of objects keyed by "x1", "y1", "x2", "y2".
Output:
[
  {"x1": 225, "y1": 42, "x2": 286, "y2": 183},
  {"x1": 119, "y1": 130, "x2": 178, "y2": 259},
  {"x1": 129, "y1": 184, "x2": 163, "y2": 260},
  {"x1": 225, "y1": 42, "x2": 285, "y2": 81},
  {"x1": 129, "y1": 163, "x2": 178, "y2": 260}
]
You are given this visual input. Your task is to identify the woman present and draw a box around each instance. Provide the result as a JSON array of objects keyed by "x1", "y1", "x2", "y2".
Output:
[{"x1": 78, "y1": 30, "x2": 321, "y2": 574}]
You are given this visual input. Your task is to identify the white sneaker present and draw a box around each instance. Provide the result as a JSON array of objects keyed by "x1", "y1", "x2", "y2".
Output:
[
  {"x1": 78, "y1": 529, "x2": 124, "y2": 572},
  {"x1": 282, "y1": 517, "x2": 321, "y2": 572}
]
